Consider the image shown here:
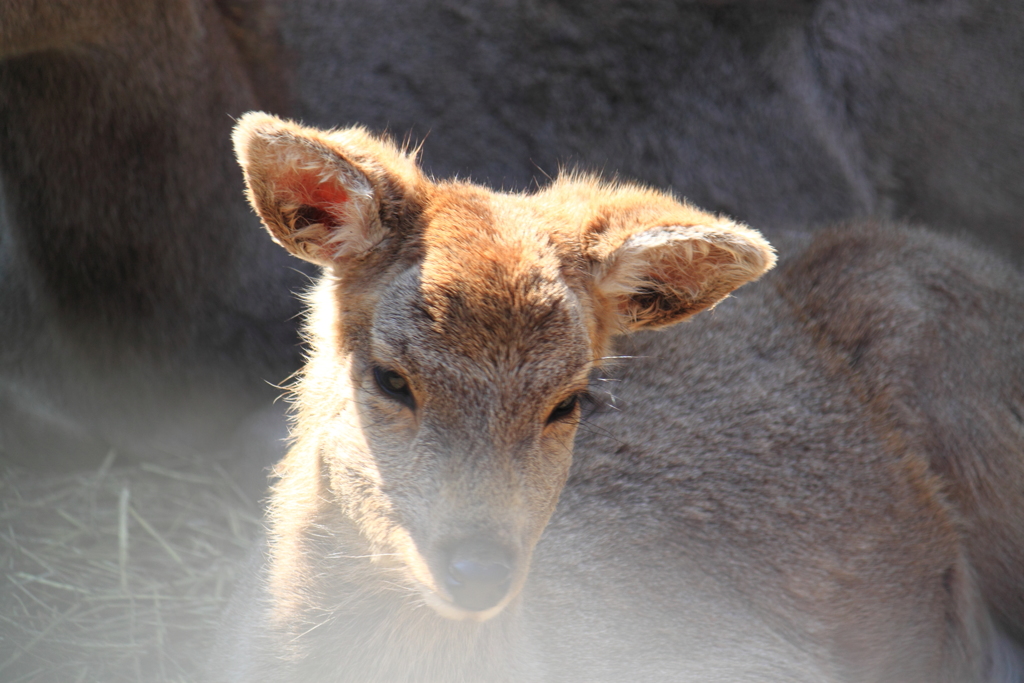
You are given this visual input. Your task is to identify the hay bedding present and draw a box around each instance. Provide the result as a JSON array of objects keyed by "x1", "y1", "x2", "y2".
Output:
[{"x1": 0, "y1": 451, "x2": 263, "y2": 682}]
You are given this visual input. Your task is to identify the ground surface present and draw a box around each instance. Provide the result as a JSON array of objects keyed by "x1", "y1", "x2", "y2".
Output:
[{"x1": 0, "y1": 453, "x2": 261, "y2": 682}]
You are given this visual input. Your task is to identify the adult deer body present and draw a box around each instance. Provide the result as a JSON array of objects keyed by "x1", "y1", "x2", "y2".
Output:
[{"x1": 222, "y1": 114, "x2": 1024, "y2": 682}]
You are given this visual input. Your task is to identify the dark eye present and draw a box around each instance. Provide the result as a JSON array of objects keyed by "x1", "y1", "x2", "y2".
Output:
[
  {"x1": 546, "y1": 394, "x2": 580, "y2": 424},
  {"x1": 373, "y1": 366, "x2": 415, "y2": 409}
]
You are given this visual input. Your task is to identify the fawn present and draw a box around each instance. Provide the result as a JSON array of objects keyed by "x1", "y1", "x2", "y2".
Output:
[{"x1": 218, "y1": 112, "x2": 1024, "y2": 682}]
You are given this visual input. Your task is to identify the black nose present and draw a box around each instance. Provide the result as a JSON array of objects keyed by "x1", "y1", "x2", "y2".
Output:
[{"x1": 444, "y1": 539, "x2": 513, "y2": 611}]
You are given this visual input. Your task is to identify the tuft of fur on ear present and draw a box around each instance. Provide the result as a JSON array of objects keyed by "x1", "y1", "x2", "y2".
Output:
[
  {"x1": 232, "y1": 112, "x2": 416, "y2": 267},
  {"x1": 593, "y1": 221, "x2": 776, "y2": 331}
]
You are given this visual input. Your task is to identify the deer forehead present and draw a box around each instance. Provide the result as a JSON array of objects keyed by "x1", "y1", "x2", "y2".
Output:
[{"x1": 367, "y1": 234, "x2": 593, "y2": 404}]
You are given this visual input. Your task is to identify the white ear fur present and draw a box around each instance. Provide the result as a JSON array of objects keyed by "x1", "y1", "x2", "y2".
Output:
[
  {"x1": 233, "y1": 112, "x2": 386, "y2": 267},
  {"x1": 595, "y1": 222, "x2": 776, "y2": 331}
]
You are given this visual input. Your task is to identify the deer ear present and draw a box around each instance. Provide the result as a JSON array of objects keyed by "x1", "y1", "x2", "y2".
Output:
[
  {"x1": 592, "y1": 222, "x2": 776, "y2": 331},
  {"x1": 232, "y1": 112, "x2": 411, "y2": 267}
]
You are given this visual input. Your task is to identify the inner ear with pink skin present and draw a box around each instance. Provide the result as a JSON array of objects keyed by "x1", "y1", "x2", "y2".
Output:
[
  {"x1": 283, "y1": 172, "x2": 352, "y2": 234},
  {"x1": 232, "y1": 112, "x2": 409, "y2": 267}
]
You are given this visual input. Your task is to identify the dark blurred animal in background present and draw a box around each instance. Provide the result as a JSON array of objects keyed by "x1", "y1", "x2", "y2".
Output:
[
  {"x1": 216, "y1": 113, "x2": 1024, "y2": 682},
  {"x1": 0, "y1": 0, "x2": 310, "y2": 471},
  {"x1": 2, "y1": 0, "x2": 1023, "y2": 471}
]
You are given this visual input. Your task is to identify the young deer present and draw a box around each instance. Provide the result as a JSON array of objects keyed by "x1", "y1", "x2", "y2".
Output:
[{"x1": 220, "y1": 112, "x2": 1024, "y2": 682}]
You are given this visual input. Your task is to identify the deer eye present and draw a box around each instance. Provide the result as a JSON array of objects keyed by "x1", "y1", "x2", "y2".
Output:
[
  {"x1": 373, "y1": 366, "x2": 415, "y2": 409},
  {"x1": 546, "y1": 394, "x2": 580, "y2": 424}
]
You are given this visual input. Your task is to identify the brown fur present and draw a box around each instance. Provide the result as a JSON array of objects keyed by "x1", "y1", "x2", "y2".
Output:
[{"x1": 216, "y1": 114, "x2": 1024, "y2": 682}]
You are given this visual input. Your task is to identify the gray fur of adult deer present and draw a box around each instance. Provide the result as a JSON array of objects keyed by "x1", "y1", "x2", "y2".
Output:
[{"x1": 214, "y1": 112, "x2": 1024, "y2": 682}]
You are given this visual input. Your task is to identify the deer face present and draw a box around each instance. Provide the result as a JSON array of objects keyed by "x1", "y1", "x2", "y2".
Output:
[{"x1": 233, "y1": 112, "x2": 775, "y2": 620}]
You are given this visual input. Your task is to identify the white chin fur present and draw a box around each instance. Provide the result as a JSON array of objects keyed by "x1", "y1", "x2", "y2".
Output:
[{"x1": 421, "y1": 589, "x2": 510, "y2": 623}]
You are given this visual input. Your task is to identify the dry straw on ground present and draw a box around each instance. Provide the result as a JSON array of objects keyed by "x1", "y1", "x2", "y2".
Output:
[{"x1": 0, "y1": 451, "x2": 263, "y2": 682}]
